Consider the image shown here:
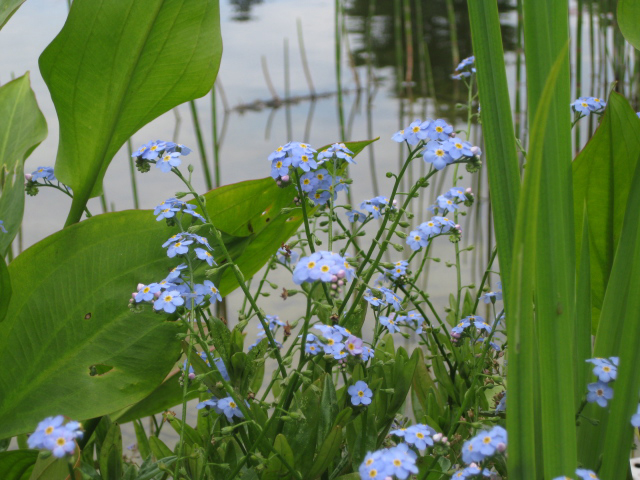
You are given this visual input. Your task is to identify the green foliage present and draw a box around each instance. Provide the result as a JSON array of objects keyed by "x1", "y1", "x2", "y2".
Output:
[
  {"x1": 0, "y1": 208, "x2": 186, "y2": 439},
  {"x1": 466, "y1": 0, "x2": 521, "y2": 290},
  {"x1": 0, "y1": 0, "x2": 25, "y2": 30},
  {"x1": 573, "y1": 92, "x2": 640, "y2": 331},
  {"x1": 99, "y1": 423, "x2": 123, "y2": 480},
  {"x1": 39, "y1": 0, "x2": 223, "y2": 225},
  {"x1": 0, "y1": 450, "x2": 38, "y2": 480},
  {"x1": 0, "y1": 256, "x2": 10, "y2": 323},
  {"x1": 0, "y1": 73, "x2": 47, "y2": 255},
  {"x1": 618, "y1": 0, "x2": 640, "y2": 51}
]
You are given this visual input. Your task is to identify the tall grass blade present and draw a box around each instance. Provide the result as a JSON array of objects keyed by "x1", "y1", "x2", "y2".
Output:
[
  {"x1": 523, "y1": 0, "x2": 576, "y2": 476},
  {"x1": 466, "y1": 0, "x2": 521, "y2": 291},
  {"x1": 506, "y1": 44, "x2": 569, "y2": 480},
  {"x1": 574, "y1": 208, "x2": 592, "y2": 409}
]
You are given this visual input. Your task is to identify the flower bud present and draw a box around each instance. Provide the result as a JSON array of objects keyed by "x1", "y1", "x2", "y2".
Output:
[
  {"x1": 24, "y1": 173, "x2": 32, "y2": 181},
  {"x1": 497, "y1": 442, "x2": 506, "y2": 453},
  {"x1": 331, "y1": 275, "x2": 338, "y2": 282},
  {"x1": 452, "y1": 332, "x2": 461, "y2": 339},
  {"x1": 338, "y1": 280, "x2": 344, "y2": 286},
  {"x1": 137, "y1": 283, "x2": 145, "y2": 291},
  {"x1": 188, "y1": 372, "x2": 196, "y2": 380},
  {"x1": 465, "y1": 187, "x2": 473, "y2": 194},
  {"x1": 337, "y1": 269, "x2": 346, "y2": 279},
  {"x1": 433, "y1": 433, "x2": 443, "y2": 442},
  {"x1": 154, "y1": 291, "x2": 161, "y2": 299},
  {"x1": 131, "y1": 292, "x2": 137, "y2": 300},
  {"x1": 281, "y1": 175, "x2": 289, "y2": 182},
  {"x1": 470, "y1": 146, "x2": 481, "y2": 156},
  {"x1": 331, "y1": 283, "x2": 337, "y2": 290}
]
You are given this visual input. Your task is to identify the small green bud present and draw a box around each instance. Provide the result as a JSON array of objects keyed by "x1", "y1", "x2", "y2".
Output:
[
  {"x1": 221, "y1": 426, "x2": 235, "y2": 434},
  {"x1": 188, "y1": 164, "x2": 195, "y2": 173},
  {"x1": 395, "y1": 231, "x2": 407, "y2": 239},
  {"x1": 392, "y1": 243, "x2": 404, "y2": 252},
  {"x1": 386, "y1": 172, "x2": 394, "y2": 178},
  {"x1": 398, "y1": 221, "x2": 410, "y2": 228},
  {"x1": 175, "y1": 191, "x2": 189, "y2": 199}
]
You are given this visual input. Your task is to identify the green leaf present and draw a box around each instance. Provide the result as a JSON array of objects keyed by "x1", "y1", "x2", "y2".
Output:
[
  {"x1": 466, "y1": 0, "x2": 521, "y2": 291},
  {"x1": 506, "y1": 40, "x2": 571, "y2": 479},
  {"x1": 0, "y1": 210, "x2": 185, "y2": 439},
  {"x1": 618, "y1": 0, "x2": 640, "y2": 51},
  {"x1": 307, "y1": 408, "x2": 351, "y2": 480},
  {"x1": 39, "y1": 0, "x2": 223, "y2": 225},
  {"x1": 574, "y1": 209, "x2": 592, "y2": 409},
  {"x1": 317, "y1": 373, "x2": 339, "y2": 447},
  {"x1": 0, "y1": 450, "x2": 38, "y2": 480},
  {"x1": 148, "y1": 436, "x2": 173, "y2": 460},
  {"x1": 99, "y1": 423, "x2": 123, "y2": 480},
  {"x1": 165, "y1": 414, "x2": 203, "y2": 448},
  {"x1": 112, "y1": 370, "x2": 200, "y2": 424},
  {"x1": 572, "y1": 92, "x2": 640, "y2": 331},
  {"x1": 0, "y1": 73, "x2": 47, "y2": 254},
  {"x1": 0, "y1": 0, "x2": 25, "y2": 30},
  {"x1": 594, "y1": 165, "x2": 640, "y2": 480},
  {"x1": 263, "y1": 434, "x2": 296, "y2": 480},
  {"x1": 0, "y1": 256, "x2": 10, "y2": 323},
  {"x1": 133, "y1": 420, "x2": 151, "y2": 461}
]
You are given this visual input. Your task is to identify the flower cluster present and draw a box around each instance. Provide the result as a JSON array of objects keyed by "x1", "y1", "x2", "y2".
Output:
[
  {"x1": 385, "y1": 260, "x2": 409, "y2": 279},
  {"x1": 306, "y1": 324, "x2": 373, "y2": 362},
  {"x1": 132, "y1": 141, "x2": 191, "y2": 173},
  {"x1": 480, "y1": 282, "x2": 503, "y2": 304},
  {"x1": 197, "y1": 395, "x2": 244, "y2": 421},
  {"x1": 292, "y1": 251, "x2": 355, "y2": 285},
  {"x1": 184, "y1": 351, "x2": 229, "y2": 382},
  {"x1": 585, "y1": 356, "x2": 618, "y2": 408},
  {"x1": 423, "y1": 137, "x2": 481, "y2": 171},
  {"x1": 430, "y1": 187, "x2": 473, "y2": 214},
  {"x1": 390, "y1": 423, "x2": 437, "y2": 450},
  {"x1": 380, "y1": 310, "x2": 427, "y2": 335},
  {"x1": 406, "y1": 216, "x2": 457, "y2": 251},
  {"x1": 392, "y1": 118, "x2": 454, "y2": 146},
  {"x1": 571, "y1": 96, "x2": 606, "y2": 117},
  {"x1": 451, "y1": 55, "x2": 476, "y2": 80},
  {"x1": 359, "y1": 443, "x2": 418, "y2": 480},
  {"x1": 246, "y1": 314, "x2": 286, "y2": 350},
  {"x1": 552, "y1": 469, "x2": 600, "y2": 480},
  {"x1": 27, "y1": 416, "x2": 83, "y2": 458},
  {"x1": 356, "y1": 196, "x2": 395, "y2": 220},
  {"x1": 154, "y1": 197, "x2": 205, "y2": 223},
  {"x1": 269, "y1": 141, "x2": 352, "y2": 206},
  {"x1": 25, "y1": 166, "x2": 69, "y2": 196},
  {"x1": 363, "y1": 287, "x2": 403, "y2": 311},
  {"x1": 460, "y1": 426, "x2": 507, "y2": 465}
]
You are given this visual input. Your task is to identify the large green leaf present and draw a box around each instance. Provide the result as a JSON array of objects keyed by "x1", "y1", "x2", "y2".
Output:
[
  {"x1": 466, "y1": 0, "x2": 521, "y2": 291},
  {"x1": 0, "y1": 210, "x2": 186, "y2": 439},
  {"x1": 0, "y1": 450, "x2": 38, "y2": 480},
  {"x1": 0, "y1": 256, "x2": 10, "y2": 323},
  {"x1": 0, "y1": 73, "x2": 47, "y2": 254},
  {"x1": 0, "y1": 0, "x2": 25, "y2": 30},
  {"x1": 618, "y1": 0, "x2": 640, "y2": 51},
  {"x1": 39, "y1": 0, "x2": 223, "y2": 225},
  {"x1": 572, "y1": 92, "x2": 640, "y2": 331}
]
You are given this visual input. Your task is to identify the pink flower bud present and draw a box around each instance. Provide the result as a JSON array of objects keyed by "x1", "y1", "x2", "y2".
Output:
[
  {"x1": 442, "y1": 436, "x2": 448, "y2": 443},
  {"x1": 331, "y1": 283, "x2": 337, "y2": 290},
  {"x1": 137, "y1": 283, "x2": 145, "y2": 291},
  {"x1": 24, "y1": 173, "x2": 32, "y2": 181},
  {"x1": 281, "y1": 175, "x2": 289, "y2": 182},
  {"x1": 294, "y1": 197, "x2": 299, "y2": 202},
  {"x1": 455, "y1": 224, "x2": 461, "y2": 229},
  {"x1": 276, "y1": 181, "x2": 281, "y2": 186},
  {"x1": 465, "y1": 187, "x2": 473, "y2": 194},
  {"x1": 131, "y1": 292, "x2": 137, "y2": 300},
  {"x1": 450, "y1": 132, "x2": 457, "y2": 137},
  {"x1": 338, "y1": 280, "x2": 344, "y2": 286},
  {"x1": 433, "y1": 433, "x2": 443, "y2": 442},
  {"x1": 497, "y1": 442, "x2": 506, "y2": 453},
  {"x1": 188, "y1": 372, "x2": 196, "y2": 380},
  {"x1": 471, "y1": 146, "x2": 481, "y2": 155},
  {"x1": 452, "y1": 332, "x2": 461, "y2": 338},
  {"x1": 470, "y1": 463, "x2": 479, "y2": 469},
  {"x1": 154, "y1": 291, "x2": 161, "y2": 299},
  {"x1": 337, "y1": 270, "x2": 346, "y2": 279},
  {"x1": 331, "y1": 275, "x2": 338, "y2": 282}
]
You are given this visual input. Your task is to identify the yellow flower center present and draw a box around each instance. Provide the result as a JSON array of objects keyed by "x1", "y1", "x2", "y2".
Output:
[
  {"x1": 164, "y1": 295, "x2": 172, "y2": 302},
  {"x1": 45, "y1": 426, "x2": 54, "y2": 435},
  {"x1": 436, "y1": 126, "x2": 443, "y2": 132},
  {"x1": 369, "y1": 470, "x2": 378, "y2": 478},
  {"x1": 393, "y1": 459, "x2": 402, "y2": 466},
  {"x1": 435, "y1": 149, "x2": 444, "y2": 157},
  {"x1": 56, "y1": 437, "x2": 66, "y2": 446},
  {"x1": 301, "y1": 155, "x2": 309, "y2": 163},
  {"x1": 321, "y1": 265, "x2": 330, "y2": 273},
  {"x1": 455, "y1": 143, "x2": 462, "y2": 149},
  {"x1": 307, "y1": 261, "x2": 316, "y2": 269},
  {"x1": 229, "y1": 401, "x2": 237, "y2": 408},
  {"x1": 483, "y1": 436, "x2": 491, "y2": 444},
  {"x1": 416, "y1": 432, "x2": 424, "y2": 439},
  {"x1": 143, "y1": 287, "x2": 150, "y2": 293},
  {"x1": 412, "y1": 126, "x2": 420, "y2": 133},
  {"x1": 276, "y1": 161, "x2": 283, "y2": 168},
  {"x1": 414, "y1": 235, "x2": 421, "y2": 240}
]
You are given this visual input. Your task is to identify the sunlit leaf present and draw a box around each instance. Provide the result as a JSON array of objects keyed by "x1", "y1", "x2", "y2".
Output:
[
  {"x1": 0, "y1": 0, "x2": 25, "y2": 30},
  {"x1": 618, "y1": 0, "x2": 640, "y2": 51},
  {"x1": 0, "y1": 73, "x2": 47, "y2": 255},
  {"x1": 39, "y1": 0, "x2": 223, "y2": 225}
]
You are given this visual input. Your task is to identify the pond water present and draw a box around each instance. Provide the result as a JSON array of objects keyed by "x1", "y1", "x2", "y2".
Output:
[{"x1": 0, "y1": 0, "x2": 624, "y2": 453}]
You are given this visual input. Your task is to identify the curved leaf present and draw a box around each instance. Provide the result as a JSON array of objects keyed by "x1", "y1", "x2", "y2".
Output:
[
  {"x1": 0, "y1": 210, "x2": 186, "y2": 439},
  {"x1": 0, "y1": 73, "x2": 48, "y2": 254},
  {"x1": 0, "y1": 0, "x2": 25, "y2": 30},
  {"x1": 0, "y1": 256, "x2": 10, "y2": 323},
  {"x1": 618, "y1": 0, "x2": 640, "y2": 51},
  {"x1": 0, "y1": 450, "x2": 38, "y2": 480},
  {"x1": 572, "y1": 92, "x2": 640, "y2": 331},
  {"x1": 39, "y1": 0, "x2": 223, "y2": 225}
]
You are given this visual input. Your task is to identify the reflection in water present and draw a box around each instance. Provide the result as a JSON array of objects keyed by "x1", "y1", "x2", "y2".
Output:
[{"x1": 228, "y1": 0, "x2": 264, "y2": 22}]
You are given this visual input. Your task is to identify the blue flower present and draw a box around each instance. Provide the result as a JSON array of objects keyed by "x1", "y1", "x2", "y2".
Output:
[
  {"x1": 382, "y1": 443, "x2": 418, "y2": 479},
  {"x1": 317, "y1": 143, "x2": 355, "y2": 164},
  {"x1": 141, "y1": 140, "x2": 167, "y2": 160},
  {"x1": 346, "y1": 209, "x2": 366, "y2": 223},
  {"x1": 435, "y1": 194, "x2": 458, "y2": 211},
  {"x1": 456, "y1": 55, "x2": 475, "y2": 71},
  {"x1": 27, "y1": 416, "x2": 65, "y2": 449},
  {"x1": 631, "y1": 403, "x2": 640, "y2": 428},
  {"x1": 0, "y1": 220, "x2": 6, "y2": 234},
  {"x1": 135, "y1": 283, "x2": 159, "y2": 302},
  {"x1": 481, "y1": 291, "x2": 502, "y2": 304},
  {"x1": 496, "y1": 392, "x2": 507, "y2": 413},
  {"x1": 403, "y1": 424, "x2": 435, "y2": 450},
  {"x1": 162, "y1": 233, "x2": 184, "y2": 248},
  {"x1": 587, "y1": 381, "x2": 614, "y2": 407},
  {"x1": 167, "y1": 239, "x2": 192, "y2": 258},
  {"x1": 364, "y1": 289, "x2": 384, "y2": 307},
  {"x1": 443, "y1": 137, "x2": 474, "y2": 160},
  {"x1": 447, "y1": 187, "x2": 467, "y2": 201},
  {"x1": 418, "y1": 219, "x2": 441, "y2": 237},
  {"x1": 156, "y1": 151, "x2": 182, "y2": 173},
  {"x1": 277, "y1": 247, "x2": 299, "y2": 266},
  {"x1": 361, "y1": 345, "x2": 374, "y2": 361},
  {"x1": 380, "y1": 316, "x2": 400, "y2": 334},
  {"x1": 403, "y1": 119, "x2": 430, "y2": 145},
  {"x1": 433, "y1": 215, "x2": 456, "y2": 233},
  {"x1": 391, "y1": 128, "x2": 406, "y2": 143},
  {"x1": 426, "y1": 119, "x2": 454, "y2": 141},
  {"x1": 586, "y1": 357, "x2": 617, "y2": 383},
  {"x1": 305, "y1": 342, "x2": 321, "y2": 355},
  {"x1": 461, "y1": 426, "x2": 507, "y2": 464},
  {"x1": 406, "y1": 230, "x2": 428, "y2": 251},
  {"x1": 358, "y1": 450, "x2": 387, "y2": 480},
  {"x1": 197, "y1": 398, "x2": 218, "y2": 410},
  {"x1": 575, "y1": 469, "x2": 599, "y2": 480},
  {"x1": 31, "y1": 166, "x2": 56, "y2": 181},
  {"x1": 388, "y1": 260, "x2": 408, "y2": 278},
  {"x1": 216, "y1": 396, "x2": 245, "y2": 421},
  {"x1": 166, "y1": 264, "x2": 188, "y2": 282},
  {"x1": 195, "y1": 248, "x2": 215, "y2": 266},
  {"x1": 292, "y1": 251, "x2": 347, "y2": 285},
  {"x1": 379, "y1": 287, "x2": 402, "y2": 311},
  {"x1": 202, "y1": 280, "x2": 222, "y2": 303},
  {"x1": 270, "y1": 157, "x2": 291, "y2": 179},
  {"x1": 423, "y1": 141, "x2": 453, "y2": 170},
  {"x1": 153, "y1": 290, "x2": 184, "y2": 313}
]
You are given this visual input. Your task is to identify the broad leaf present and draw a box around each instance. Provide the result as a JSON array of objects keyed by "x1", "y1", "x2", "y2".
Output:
[
  {"x1": 618, "y1": 0, "x2": 640, "y2": 51},
  {"x1": 0, "y1": 73, "x2": 47, "y2": 254},
  {"x1": 0, "y1": 256, "x2": 10, "y2": 323},
  {"x1": 572, "y1": 92, "x2": 640, "y2": 331},
  {"x1": 39, "y1": 0, "x2": 223, "y2": 225},
  {"x1": 0, "y1": 209, "x2": 186, "y2": 439},
  {"x1": 0, "y1": 0, "x2": 25, "y2": 30},
  {"x1": 0, "y1": 450, "x2": 38, "y2": 480}
]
